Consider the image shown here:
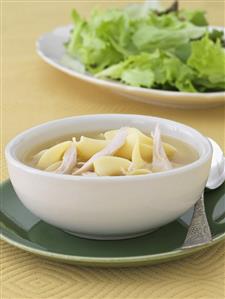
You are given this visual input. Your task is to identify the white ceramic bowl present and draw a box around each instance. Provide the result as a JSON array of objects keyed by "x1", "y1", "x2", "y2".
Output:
[
  {"x1": 5, "y1": 114, "x2": 212, "y2": 240},
  {"x1": 36, "y1": 25, "x2": 225, "y2": 109}
]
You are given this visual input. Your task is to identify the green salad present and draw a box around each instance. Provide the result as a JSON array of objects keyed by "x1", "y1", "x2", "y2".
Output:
[{"x1": 65, "y1": 1, "x2": 225, "y2": 92}]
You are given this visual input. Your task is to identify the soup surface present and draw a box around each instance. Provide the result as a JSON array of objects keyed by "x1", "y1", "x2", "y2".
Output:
[{"x1": 26, "y1": 127, "x2": 199, "y2": 176}]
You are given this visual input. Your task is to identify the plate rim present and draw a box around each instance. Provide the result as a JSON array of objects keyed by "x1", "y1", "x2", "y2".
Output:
[
  {"x1": 36, "y1": 24, "x2": 225, "y2": 101},
  {"x1": 1, "y1": 229, "x2": 225, "y2": 266},
  {"x1": 1, "y1": 179, "x2": 225, "y2": 266}
]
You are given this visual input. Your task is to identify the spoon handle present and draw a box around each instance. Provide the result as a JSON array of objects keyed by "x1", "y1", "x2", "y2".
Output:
[{"x1": 182, "y1": 193, "x2": 212, "y2": 249}]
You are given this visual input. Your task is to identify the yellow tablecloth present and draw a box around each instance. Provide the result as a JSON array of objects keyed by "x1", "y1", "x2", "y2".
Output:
[{"x1": 1, "y1": 1, "x2": 225, "y2": 298}]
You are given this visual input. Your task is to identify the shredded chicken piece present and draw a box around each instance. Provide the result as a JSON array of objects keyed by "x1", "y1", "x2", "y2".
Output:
[
  {"x1": 73, "y1": 127, "x2": 128, "y2": 175},
  {"x1": 152, "y1": 125, "x2": 172, "y2": 172},
  {"x1": 55, "y1": 142, "x2": 77, "y2": 174}
]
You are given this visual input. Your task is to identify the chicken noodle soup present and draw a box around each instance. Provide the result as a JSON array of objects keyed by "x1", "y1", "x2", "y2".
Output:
[{"x1": 27, "y1": 127, "x2": 199, "y2": 176}]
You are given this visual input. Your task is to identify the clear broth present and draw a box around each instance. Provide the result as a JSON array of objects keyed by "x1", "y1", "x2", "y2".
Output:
[{"x1": 25, "y1": 131, "x2": 199, "y2": 169}]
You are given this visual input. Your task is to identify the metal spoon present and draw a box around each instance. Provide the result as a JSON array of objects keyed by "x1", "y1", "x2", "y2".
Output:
[{"x1": 182, "y1": 138, "x2": 225, "y2": 249}]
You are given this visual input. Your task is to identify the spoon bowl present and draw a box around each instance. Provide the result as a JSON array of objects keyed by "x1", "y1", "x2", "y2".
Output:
[{"x1": 206, "y1": 138, "x2": 225, "y2": 189}]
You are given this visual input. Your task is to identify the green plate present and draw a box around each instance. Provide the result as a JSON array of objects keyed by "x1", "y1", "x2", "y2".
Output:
[{"x1": 1, "y1": 180, "x2": 225, "y2": 267}]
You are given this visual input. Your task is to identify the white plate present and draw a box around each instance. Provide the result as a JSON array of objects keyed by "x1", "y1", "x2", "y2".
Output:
[{"x1": 36, "y1": 25, "x2": 225, "y2": 109}]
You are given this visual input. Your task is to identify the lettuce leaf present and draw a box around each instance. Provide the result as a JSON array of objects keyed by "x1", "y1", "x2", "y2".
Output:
[
  {"x1": 188, "y1": 35, "x2": 225, "y2": 89},
  {"x1": 96, "y1": 51, "x2": 196, "y2": 92},
  {"x1": 178, "y1": 10, "x2": 208, "y2": 26},
  {"x1": 67, "y1": 9, "x2": 127, "y2": 73},
  {"x1": 208, "y1": 29, "x2": 225, "y2": 47},
  {"x1": 66, "y1": 7, "x2": 207, "y2": 74},
  {"x1": 132, "y1": 14, "x2": 206, "y2": 51},
  {"x1": 65, "y1": 5, "x2": 224, "y2": 92}
]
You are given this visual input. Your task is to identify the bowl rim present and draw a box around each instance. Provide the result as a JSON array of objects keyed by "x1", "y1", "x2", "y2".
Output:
[{"x1": 5, "y1": 114, "x2": 212, "y2": 182}]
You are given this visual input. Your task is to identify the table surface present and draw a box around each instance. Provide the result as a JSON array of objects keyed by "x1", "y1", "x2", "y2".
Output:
[{"x1": 1, "y1": 1, "x2": 225, "y2": 298}]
